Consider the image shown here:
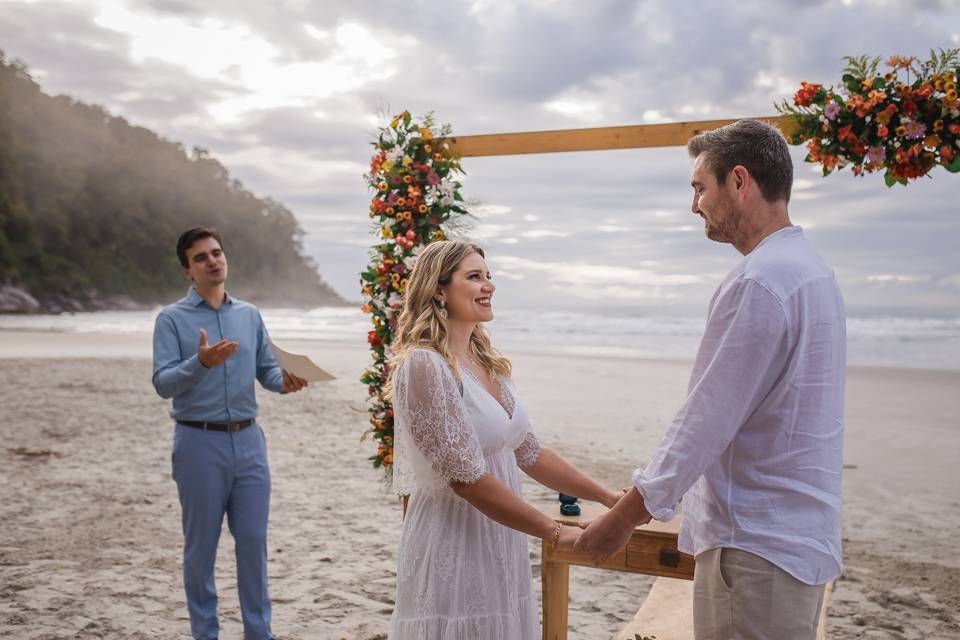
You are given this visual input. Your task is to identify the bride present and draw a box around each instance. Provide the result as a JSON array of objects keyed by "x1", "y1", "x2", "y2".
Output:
[{"x1": 387, "y1": 240, "x2": 623, "y2": 639}]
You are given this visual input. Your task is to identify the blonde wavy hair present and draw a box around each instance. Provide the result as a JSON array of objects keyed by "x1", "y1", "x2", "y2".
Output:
[{"x1": 387, "y1": 240, "x2": 511, "y2": 397}]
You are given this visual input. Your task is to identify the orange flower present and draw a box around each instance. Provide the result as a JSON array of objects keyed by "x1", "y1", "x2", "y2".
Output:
[
  {"x1": 895, "y1": 125, "x2": 907, "y2": 137},
  {"x1": 923, "y1": 135, "x2": 941, "y2": 149},
  {"x1": 933, "y1": 120, "x2": 944, "y2": 132}
]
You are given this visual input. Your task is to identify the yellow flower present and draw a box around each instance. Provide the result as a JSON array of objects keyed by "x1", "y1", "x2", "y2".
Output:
[
  {"x1": 948, "y1": 89, "x2": 958, "y2": 101},
  {"x1": 381, "y1": 227, "x2": 393, "y2": 239},
  {"x1": 382, "y1": 160, "x2": 394, "y2": 171},
  {"x1": 946, "y1": 82, "x2": 957, "y2": 93},
  {"x1": 421, "y1": 129, "x2": 434, "y2": 141},
  {"x1": 390, "y1": 118, "x2": 400, "y2": 129},
  {"x1": 402, "y1": 156, "x2": 412, "y2": 167}
]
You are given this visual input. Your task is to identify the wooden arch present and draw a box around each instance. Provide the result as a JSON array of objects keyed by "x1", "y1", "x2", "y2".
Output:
[{"x1": 446, "y1": 115, "x2": 797, "y2": 157}]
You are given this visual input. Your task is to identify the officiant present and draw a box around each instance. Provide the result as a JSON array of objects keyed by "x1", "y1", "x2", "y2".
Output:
[{"x1": 152, "y1": 226, "x2": 308, "y2": 640}]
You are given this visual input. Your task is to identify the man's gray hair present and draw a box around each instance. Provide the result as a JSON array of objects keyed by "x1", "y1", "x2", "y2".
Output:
[{"x1": 687, "y1": 119, "x2": 793, "y2": 203}]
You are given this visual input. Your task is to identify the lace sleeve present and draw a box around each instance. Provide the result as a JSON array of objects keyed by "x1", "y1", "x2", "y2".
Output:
[
  {"x1": 393, "y1": 349, "x2": 486, "y2": 490},
  {"x1": 514, "y1": 431, "x2": 542, "y2": 468}
]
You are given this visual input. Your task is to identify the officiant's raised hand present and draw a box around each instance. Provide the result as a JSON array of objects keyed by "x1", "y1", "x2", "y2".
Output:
[
  {"x1": 197, "y1": 329, "x2": 239, "y2": 368},
  {"x1": 574, "y1": 487, "x2": 652, "y2": 564}
]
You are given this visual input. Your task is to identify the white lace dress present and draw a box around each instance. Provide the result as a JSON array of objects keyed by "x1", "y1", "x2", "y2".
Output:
[{"x1": 388, "y1": 348, "x2": 542, "y2": 640}]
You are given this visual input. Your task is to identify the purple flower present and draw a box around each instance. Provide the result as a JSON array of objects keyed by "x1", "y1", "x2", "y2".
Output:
[
  {"x1": 866, "y1": 145, "x2": 886, "y2": 164},
  {"x1": 903, "y1": 121, "x2": 927, "y2": 140},
  {"x1": 824, "y1": 101, "x2": 840, "y2": 120}
]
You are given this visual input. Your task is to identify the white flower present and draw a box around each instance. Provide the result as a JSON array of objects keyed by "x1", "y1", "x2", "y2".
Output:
[{"x1": 440, "y1": 195, "x2": 454, "y2": 207}]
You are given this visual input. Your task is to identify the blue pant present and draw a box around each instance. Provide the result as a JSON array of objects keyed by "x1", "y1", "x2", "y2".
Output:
[{"x1": 172, "y1": 423, "x2": 274, "y2": 640}]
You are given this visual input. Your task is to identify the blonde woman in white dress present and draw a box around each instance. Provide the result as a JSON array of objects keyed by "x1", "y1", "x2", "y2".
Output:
[{"x1": 387, "y1": 240, "x2": 624, "y2": 640}]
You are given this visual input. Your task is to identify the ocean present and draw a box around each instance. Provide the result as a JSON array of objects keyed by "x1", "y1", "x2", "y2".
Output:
[{"x1": 1, "y1": 307, "x2": 958, "y2": 371}]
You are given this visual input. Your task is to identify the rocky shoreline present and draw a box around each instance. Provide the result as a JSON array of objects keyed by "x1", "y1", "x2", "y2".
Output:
[{"x1": 0, "y1": 284, "x2": 147, "y2": 314}]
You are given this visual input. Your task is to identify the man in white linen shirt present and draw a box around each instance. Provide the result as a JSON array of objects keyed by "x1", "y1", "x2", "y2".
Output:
[{"x1": 576, "y1": 119, "x2": 846, "y2": 640}]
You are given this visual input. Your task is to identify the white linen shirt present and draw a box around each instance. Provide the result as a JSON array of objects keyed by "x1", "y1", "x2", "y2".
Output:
[{"x1": 632, "y1": 226, "x2": 846, "y2": 585}]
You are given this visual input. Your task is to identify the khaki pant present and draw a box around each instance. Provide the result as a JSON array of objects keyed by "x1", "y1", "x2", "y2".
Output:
[{"x1": 693, "y1": 547, "x2": 825, "y2": 640}]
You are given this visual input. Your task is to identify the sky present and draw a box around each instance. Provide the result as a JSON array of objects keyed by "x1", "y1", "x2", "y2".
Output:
[{"x1": 2, "y1": 0, "x2": 959, "y2": 314}]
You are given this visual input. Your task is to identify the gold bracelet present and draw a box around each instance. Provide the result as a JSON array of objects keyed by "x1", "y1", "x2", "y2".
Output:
[{"x1": 551, "y1": 521, "x2": 563, "y2": 548}]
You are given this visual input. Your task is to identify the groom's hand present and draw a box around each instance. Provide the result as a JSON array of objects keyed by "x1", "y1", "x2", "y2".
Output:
[{"x1": 574, "y1": 488, "x2": 651, "y2": 564}]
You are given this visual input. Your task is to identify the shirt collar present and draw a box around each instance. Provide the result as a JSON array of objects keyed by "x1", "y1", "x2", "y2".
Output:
[
  {"x1": 186, "y1": 287, "x2": 233, "y2": 308},
  {"x1": 753, "y1": 225, "x2": 803, "y2": 252}
]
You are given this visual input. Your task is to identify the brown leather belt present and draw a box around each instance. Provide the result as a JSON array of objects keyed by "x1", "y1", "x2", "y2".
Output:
[{"x1": 178, "y1": 418, "x2": 255, "y2": 432}]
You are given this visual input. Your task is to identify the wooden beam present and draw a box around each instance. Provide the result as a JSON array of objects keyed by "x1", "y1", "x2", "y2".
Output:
[{"x1": 445, "y1": 115, "x2": 799, "y2": 157}]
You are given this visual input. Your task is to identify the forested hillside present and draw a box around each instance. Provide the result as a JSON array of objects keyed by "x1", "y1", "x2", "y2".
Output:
[{"x1": 0, "y1": 52, "x2": 345, "y2": 311}]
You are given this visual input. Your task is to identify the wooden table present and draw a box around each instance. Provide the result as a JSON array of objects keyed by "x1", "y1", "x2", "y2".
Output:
[{"x1": 541, "y1": 502, "x2": 695, "y2": 640}]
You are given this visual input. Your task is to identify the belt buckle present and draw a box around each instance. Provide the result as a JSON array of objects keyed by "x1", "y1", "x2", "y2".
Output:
[{"x1": 227, "y1": 422, "x2": 241, "y2": 433}]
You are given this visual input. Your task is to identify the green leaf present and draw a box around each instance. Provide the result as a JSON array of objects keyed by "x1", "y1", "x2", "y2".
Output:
[
  {"x1": 884, "y1": 172, "x2": 897, "y2": 187},
  {"x1": 944, "y1": 155, "x2": 960, "y2": 173}
]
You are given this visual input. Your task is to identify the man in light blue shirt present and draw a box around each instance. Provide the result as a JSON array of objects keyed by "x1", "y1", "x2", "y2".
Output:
[
  {"x1": 153, "y1": 227, "x2": 307, "y2": 640},
  {"x1": 577, "y1": 121, "x2": 845, "y2": 640}
]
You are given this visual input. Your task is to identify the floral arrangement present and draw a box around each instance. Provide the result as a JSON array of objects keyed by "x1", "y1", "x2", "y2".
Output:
[
  {"x1": 360, "y1": 111, "x2": 468, "y2": 472},
  {"x1": 777, "y1": 49, "x2": 960, "y2": 185}
]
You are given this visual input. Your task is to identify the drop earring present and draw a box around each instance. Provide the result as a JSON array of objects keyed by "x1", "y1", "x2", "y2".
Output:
[{"x1": 438, "y1": 299, "x2": 448, "y2": 320}]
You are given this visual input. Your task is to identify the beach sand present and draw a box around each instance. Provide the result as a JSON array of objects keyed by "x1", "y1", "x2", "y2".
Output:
[{"x1": 1, "y1": 330, "x2": 958, "y2": 639}]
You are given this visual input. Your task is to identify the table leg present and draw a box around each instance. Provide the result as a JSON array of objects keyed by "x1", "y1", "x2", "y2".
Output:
[{"x1": 541, "y1": 543, "x2": 570, "y2": 640}]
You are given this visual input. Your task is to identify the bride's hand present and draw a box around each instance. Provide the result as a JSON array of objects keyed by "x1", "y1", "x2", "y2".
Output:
[
  {"x1": 601, "y1": 487, "x2": 630, "y2": 509},
  {"x1": 554, "y1": 524, "x2": 581, "y2": 550}
]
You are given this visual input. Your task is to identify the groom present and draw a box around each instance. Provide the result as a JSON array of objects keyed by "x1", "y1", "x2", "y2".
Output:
[
  {"x1": 153, "y1": 226, "x2": 307, "y2": 639},
  {"x1": 576, "y1": 120, "x2": 846, "y2": 639}
]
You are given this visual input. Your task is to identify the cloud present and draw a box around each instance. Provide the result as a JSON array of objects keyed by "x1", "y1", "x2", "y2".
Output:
[{"x1": 2, "y1": 0, "x2": 958, "y2": 312}]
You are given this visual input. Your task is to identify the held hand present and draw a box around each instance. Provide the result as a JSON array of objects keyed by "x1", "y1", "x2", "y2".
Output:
[
  {"x1": 600, "y1": 487, "x2": 630, "y2": 509},
  {"x1": 197, "y1": 329, "x2": 239, "y2": 368},
  {"x1": 573, "y1": 509, "x2": 635, "y2": 565},
  {"x1": 554, "y1": 524, "x2": 581, "y2": 550},
  {"x1": 282, "y1": 369, "x2": 308, "y2": 393}
]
